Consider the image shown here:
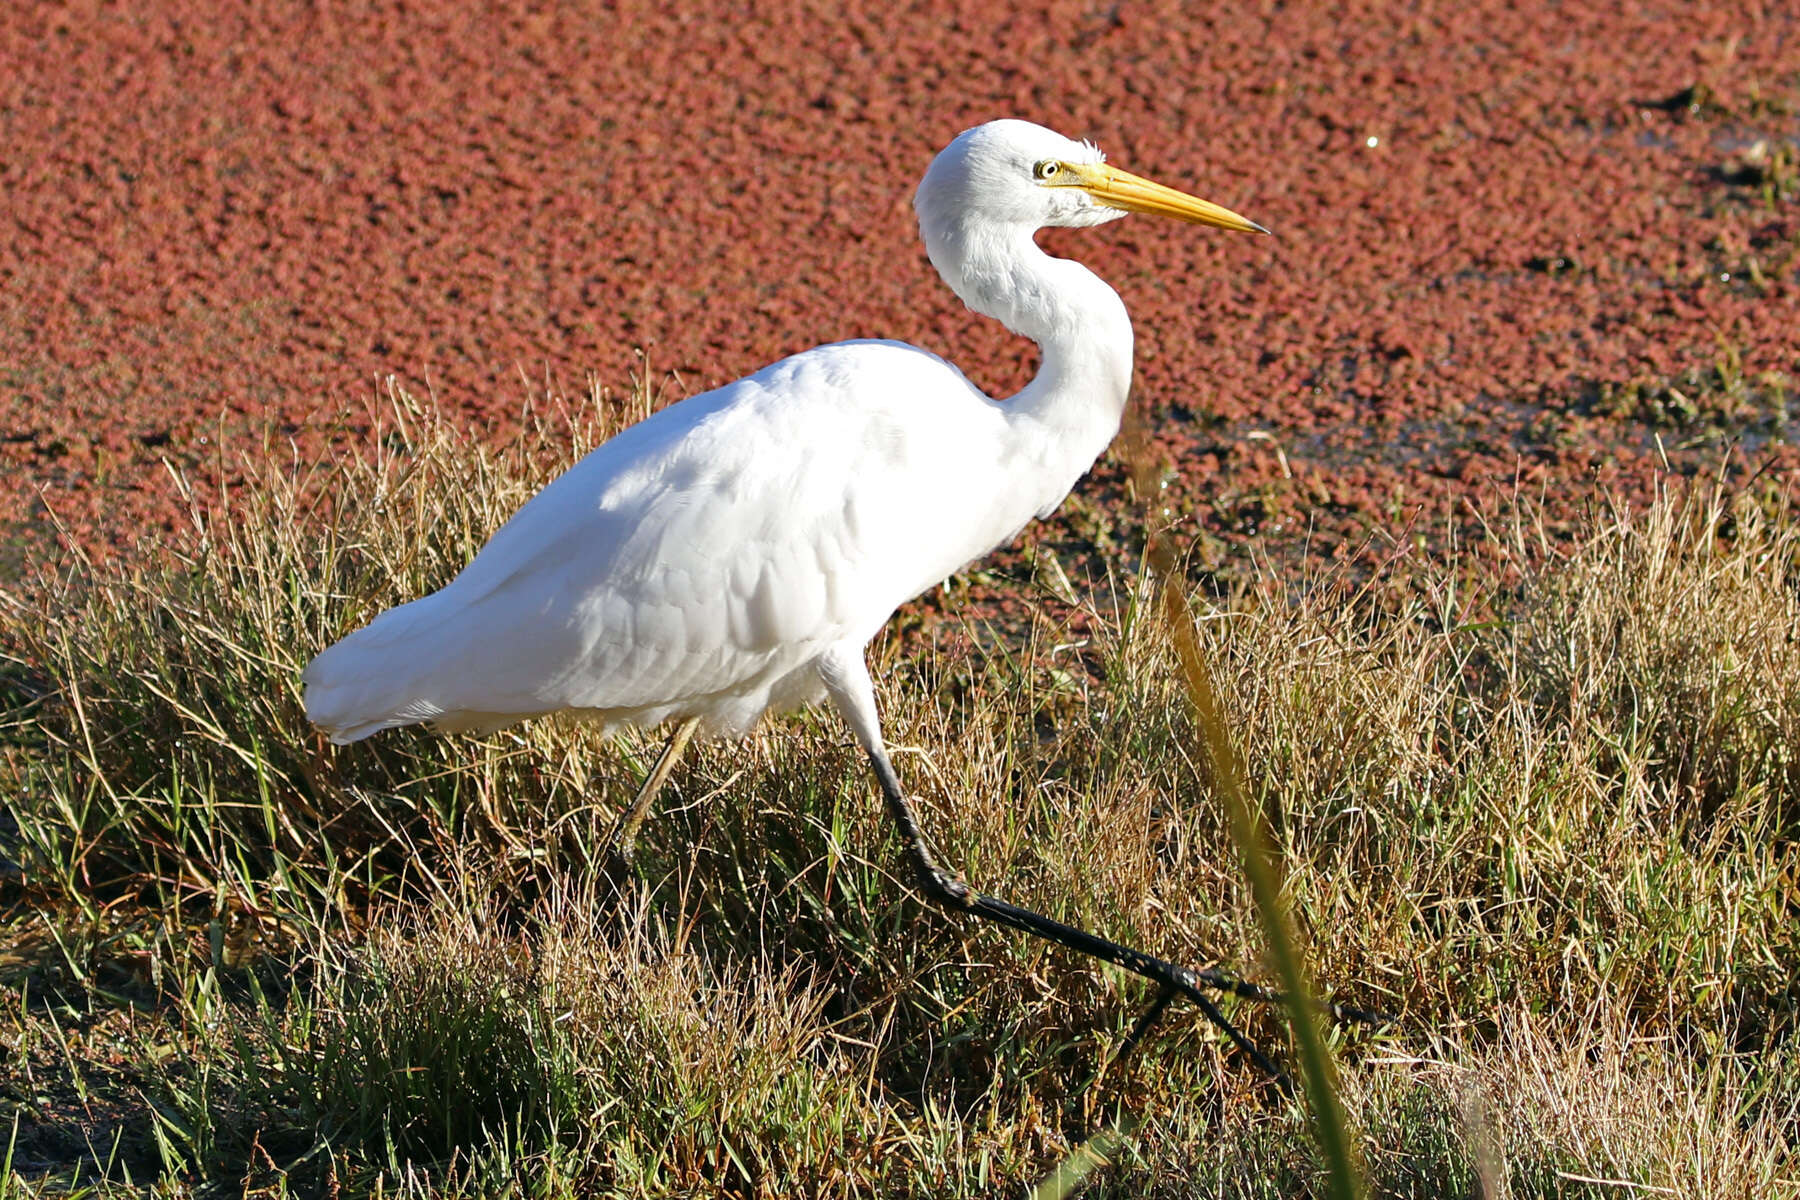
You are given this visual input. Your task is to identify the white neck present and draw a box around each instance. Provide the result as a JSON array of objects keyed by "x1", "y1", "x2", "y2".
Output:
[{"x1": 922, "y1": 219, "x2": 1135, "y2": 495}]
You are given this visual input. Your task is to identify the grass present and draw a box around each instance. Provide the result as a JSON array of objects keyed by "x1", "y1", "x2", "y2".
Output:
[{"x1": 3, "y1": 379, "x2": 1798, "y2": 1196}]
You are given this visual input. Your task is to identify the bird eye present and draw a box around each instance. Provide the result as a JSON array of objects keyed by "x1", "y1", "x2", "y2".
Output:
[{"x1": 1034, "y1": 160, "x2": 1062, "y2": 181}]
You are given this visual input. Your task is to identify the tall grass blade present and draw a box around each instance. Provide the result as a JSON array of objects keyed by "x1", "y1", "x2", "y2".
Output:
[
  {"x1": 1148, "y1": 532, "x2": 1365, "y2": 1200},
  {"x1": 1028, "y1": 1113, "x2": 1140, "y2": 1200}
]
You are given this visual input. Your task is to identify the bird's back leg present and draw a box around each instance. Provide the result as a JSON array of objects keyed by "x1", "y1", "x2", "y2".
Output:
[{"x1": 608, "y1": 715, "x2": 701, "y2": 861}]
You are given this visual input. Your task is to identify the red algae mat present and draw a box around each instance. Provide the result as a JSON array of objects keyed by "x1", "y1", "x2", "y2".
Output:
[{"x1": 4, "y1": 1, "x2": 1799, "y2": 577}]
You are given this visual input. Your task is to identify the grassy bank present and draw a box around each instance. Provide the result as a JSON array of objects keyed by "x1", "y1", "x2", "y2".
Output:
[{"x1": 3, "y1": 383, "x2": 1797, "y2": 1196}]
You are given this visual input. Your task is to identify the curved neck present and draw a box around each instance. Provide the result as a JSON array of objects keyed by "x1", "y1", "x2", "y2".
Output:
[{"x1": 923, "y1": 220, "x2": 1135, "y2": 457}]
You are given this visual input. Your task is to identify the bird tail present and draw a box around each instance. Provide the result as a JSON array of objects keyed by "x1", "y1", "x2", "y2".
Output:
[{"x1": 302, "y1": 594, "x2": 454, "y2": 744}]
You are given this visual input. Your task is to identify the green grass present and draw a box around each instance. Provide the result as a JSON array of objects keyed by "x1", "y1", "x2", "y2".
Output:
[{"x1": 3, "y1": 382, "x2": 1797, "y2": 1196}]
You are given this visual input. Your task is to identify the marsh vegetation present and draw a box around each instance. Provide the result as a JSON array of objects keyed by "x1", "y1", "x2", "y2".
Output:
[{"x1": 4, "y1": 383, "x2": 1797, "y2": 1196}]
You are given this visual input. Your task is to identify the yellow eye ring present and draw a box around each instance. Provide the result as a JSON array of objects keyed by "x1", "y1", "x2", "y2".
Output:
[{"x1": 1033, "y1": 160, "x2": 1062, "y2": 181}]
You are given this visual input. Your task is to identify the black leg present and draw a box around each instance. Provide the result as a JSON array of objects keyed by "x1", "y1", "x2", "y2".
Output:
[
  {"x1": 867, "y1": 741, "x2": 973, "y2": 907},
  {"x1": 1122, "y1": 985, "x2": 1180, "y2": 1059},
  {"x1": 866, "y1": 747, "x2": 1384, "y2": 1084}
]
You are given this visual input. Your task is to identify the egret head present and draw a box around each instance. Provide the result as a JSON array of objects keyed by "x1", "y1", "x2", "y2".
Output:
[{"x1": 915, "y1": 119, "x2": 1268, "y2": 239}]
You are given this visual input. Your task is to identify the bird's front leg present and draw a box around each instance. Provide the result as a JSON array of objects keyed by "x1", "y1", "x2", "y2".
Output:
[
  {"x1": 866, "y1": 746, "x2": 973, "y2": 909},
  {"x1": 859, "y1": 736, "x2": 1297, "y2": 1085},
  {"x1": 818, "y1": 644, "x2": 973, "y2": 908}
]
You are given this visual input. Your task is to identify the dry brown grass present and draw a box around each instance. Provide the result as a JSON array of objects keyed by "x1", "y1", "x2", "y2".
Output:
[{"x1": 3, "y1": 385, "x2": 1796, "y2": 1196}]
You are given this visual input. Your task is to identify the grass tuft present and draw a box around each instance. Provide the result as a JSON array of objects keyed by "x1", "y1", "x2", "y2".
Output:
[{"x1": 3, "y1": 387, "x2": 1797, "y2": 1194}]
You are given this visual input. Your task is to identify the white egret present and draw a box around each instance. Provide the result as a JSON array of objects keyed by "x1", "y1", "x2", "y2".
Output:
[{"x1": 304, "y1": 120, "x2": 1314, "y2": 1062}]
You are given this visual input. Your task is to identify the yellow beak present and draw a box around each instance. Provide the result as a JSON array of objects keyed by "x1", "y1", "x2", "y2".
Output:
[{"x1": 1062, "y1": 162, "x2": 1269, "y2": 234}]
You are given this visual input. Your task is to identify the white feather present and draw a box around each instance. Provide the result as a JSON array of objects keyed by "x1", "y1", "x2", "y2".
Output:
[{"x1": 303, "y1": 119, "x2": 1225, "y2": 749}]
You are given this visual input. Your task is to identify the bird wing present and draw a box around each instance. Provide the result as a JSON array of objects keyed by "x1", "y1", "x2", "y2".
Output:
[{"x1": 302, "y1": 340, "x2": 1018, "y2": 741}]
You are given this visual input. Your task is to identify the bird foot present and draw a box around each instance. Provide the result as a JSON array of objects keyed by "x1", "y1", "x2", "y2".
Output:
[
  {"x1": 601, "y1": 837, "x2": 643, "y2": 895},
  {"x1": 913, "y1": 860, "x2": 974, "y2": 909}
]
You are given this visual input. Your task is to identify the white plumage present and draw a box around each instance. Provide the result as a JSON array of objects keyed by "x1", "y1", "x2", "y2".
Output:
[{"x1": 303, "y1": 119, "x2": 1263, "y2": 763}]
